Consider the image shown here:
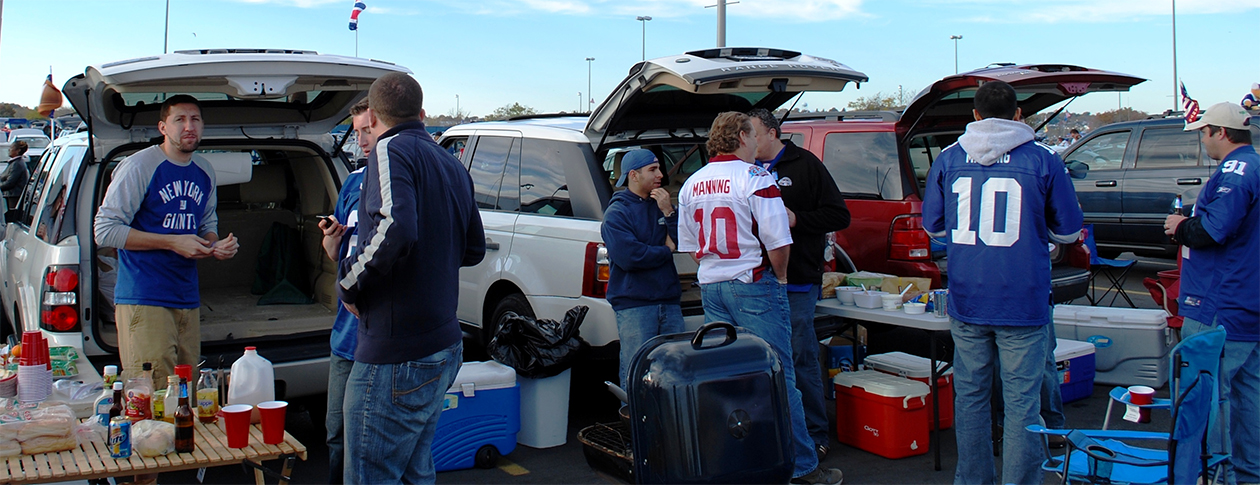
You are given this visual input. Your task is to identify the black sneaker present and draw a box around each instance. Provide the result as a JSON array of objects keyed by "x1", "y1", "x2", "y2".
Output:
[
  {"x1": 790, "y1": 467, "x2": 843, "y2": 485},
  {"x1": 816, "y1": 444, "x2": 830, "y2": 461}
]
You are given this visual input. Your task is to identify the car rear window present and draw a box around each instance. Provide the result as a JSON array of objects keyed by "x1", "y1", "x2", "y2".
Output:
[
  {"x1": 821, "y1": 132, "x2": 900, "y2": 199},
  {"x1": 1134, "y1": 128, "x2": 1200, "y2": 169}
]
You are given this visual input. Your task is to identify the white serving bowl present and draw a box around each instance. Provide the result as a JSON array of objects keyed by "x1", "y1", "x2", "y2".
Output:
[
  {"x1": 903, "y1": 302, "x2": 927, "y2": 315},
  {"x1": 853, "y1": 291, "x2": 888, "y2": 309},
  {"x1": 835, "y1": 286, "x2": 862, "y2": 305}
]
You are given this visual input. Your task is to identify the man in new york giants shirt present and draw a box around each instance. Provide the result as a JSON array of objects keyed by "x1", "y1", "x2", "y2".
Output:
[
  {"x1": 679, "y1": 112, "x2": 842, "y2": 485},
  {"x1": 922, "y1": 81, "x2": 1082, "y2": 485}
]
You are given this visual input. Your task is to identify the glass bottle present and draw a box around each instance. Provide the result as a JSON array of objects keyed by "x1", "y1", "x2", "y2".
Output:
[
  {"x1": 107, "y1": 381, "x2": 125, "y2": 421},
  {"x1": 197, "y1": 369, "x2": 220, "y2": 423},
  {"x1": 174, "y1": 378, "x2": 195, "y2": 453},
  {"x1": 162, "y1": 375, "x2": 180, "y2": 424}
]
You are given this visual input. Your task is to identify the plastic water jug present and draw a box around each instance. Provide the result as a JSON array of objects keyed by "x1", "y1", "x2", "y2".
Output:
[{"x1": 227, "y1": 347, "x2": 274, "y2": 422}]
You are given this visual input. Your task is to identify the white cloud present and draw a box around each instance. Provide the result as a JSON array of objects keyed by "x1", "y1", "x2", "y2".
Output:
[{"x1": 942, "y1": 0, "x2": 1260, "y2": 23}]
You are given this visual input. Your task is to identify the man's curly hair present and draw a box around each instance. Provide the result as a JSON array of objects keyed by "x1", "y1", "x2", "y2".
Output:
[{"x1": 706, "y1": 112, "x2": 751, "y2": 155}]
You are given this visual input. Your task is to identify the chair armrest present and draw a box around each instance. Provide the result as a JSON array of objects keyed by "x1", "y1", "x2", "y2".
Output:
[{"x1": 1107, "y1": 387, "x2": 1172, "y2": 409}]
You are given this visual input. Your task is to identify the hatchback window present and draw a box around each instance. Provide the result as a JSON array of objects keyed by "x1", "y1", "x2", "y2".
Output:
[
  {"x1": 1066, "y1": 131, "x2": 1129, "y2": 171},
  {"x1": 822, "y1": 132, "x2": 900, "y2": 199},
  {"x1": 21, "y1": 146, "x2": 61, "y2": 226},
  {"x1": 1135, "y1": 128, "x2": 1200, "y2": 169},
  {"x1": 519, "y1": 139, "x2": 572, "y2": 217},
  {"x1": 787, "y1": 132, "x2": 804, "y2": 147},
  {"x1": 467, "y1": 136, "x2": 515, "y2": 210}
]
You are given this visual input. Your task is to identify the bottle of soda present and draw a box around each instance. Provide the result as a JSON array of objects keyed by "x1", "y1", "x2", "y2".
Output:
[
  {"x1": 174, "y1": 378, "x2": 195, "y2": 453},
  {"x1": 1170, "y1": 195, "x2": 1184, "y2": 243}
]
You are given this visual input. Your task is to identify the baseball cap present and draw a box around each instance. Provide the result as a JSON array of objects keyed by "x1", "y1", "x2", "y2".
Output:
[
  {"x1": 614, "y1": 149, "x2": 659, "y2": 187},
  {"x1": 1185, "y1": 102, "x2": 1252, "y2": 131}
]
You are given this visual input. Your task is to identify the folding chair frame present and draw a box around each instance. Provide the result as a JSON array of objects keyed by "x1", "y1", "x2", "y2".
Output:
[{"x1": 1086, "y1": 261, "x2": 1137, "y2": 308}]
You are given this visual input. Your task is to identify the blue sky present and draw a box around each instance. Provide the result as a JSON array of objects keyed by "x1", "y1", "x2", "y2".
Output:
[{"x1": 1, "y1": 0, "x2": 1257, "y2": 120}]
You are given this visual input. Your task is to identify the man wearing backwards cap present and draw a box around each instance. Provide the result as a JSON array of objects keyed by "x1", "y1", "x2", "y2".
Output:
[
  {"x1": 1165, "y1": 102, "x2": 1259, "y2": 485},
  {"x1": 601, "y1": 149, "x2": 683, "y2": 390}
]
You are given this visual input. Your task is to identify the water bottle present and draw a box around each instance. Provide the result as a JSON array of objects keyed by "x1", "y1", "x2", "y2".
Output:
[{"x1": 227, "y1": 347, "x2": 274, "y2": 423}]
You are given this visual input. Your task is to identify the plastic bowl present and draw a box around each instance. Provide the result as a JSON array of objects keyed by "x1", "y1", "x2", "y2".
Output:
[
  {"x1": 835, "y1": 286, "x2": 861, "y2": 305},
  {"x1": 903, "y1": 302, "x2": 927, "y2": 315},
  {"x1": 853, "y1": 291, "x2": 888, "y2": 309}
]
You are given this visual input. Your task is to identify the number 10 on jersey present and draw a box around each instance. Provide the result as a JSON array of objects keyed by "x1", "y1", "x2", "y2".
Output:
[
  {"x1": 693, "y1": 207, "x2": 742, "y2": 259},
  {"x1": 951, "y1": 176, "x2": 1022, "y2": 248}
]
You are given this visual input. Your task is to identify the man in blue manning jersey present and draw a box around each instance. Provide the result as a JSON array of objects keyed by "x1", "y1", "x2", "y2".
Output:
[
  {"x1": 922, "y1": 81, "x2": 1083, "y2": 485},
  {"x1": 1165, "y1": 102, "x2": 1259, "y2": 485}
]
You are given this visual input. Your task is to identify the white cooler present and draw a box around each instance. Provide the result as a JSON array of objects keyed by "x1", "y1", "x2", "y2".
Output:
[{"x1": 1053, "y1": 305, "x2": 1174, "y2": 388}]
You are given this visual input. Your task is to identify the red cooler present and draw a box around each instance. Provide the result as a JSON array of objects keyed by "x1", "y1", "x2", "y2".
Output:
[
  {"x1": 833, "y1": 370, "x2": 930, "y2": 459},
  {"x1": 864, "y1": 351, "x2": 954, "y2": 430}
]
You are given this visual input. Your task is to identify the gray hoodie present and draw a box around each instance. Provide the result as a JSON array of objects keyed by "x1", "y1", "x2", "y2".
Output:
[{"x1": 957, "y1": 118, "x2": 1035, "y2": 166}]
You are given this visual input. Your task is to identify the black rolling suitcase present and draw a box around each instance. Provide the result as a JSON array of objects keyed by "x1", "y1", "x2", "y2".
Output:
[{"x1": 627, "y1": 322, "x2": 794, "y2": 484}]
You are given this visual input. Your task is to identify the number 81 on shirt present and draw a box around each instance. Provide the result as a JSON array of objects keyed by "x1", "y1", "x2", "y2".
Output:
[{"x1": 951, "y1": 176, "x2": 1022, "y2": 247}]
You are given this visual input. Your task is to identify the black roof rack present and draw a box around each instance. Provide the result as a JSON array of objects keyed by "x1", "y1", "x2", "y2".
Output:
[{"x1": 784, "y1": 110, "x2": 900, "y2": 123}]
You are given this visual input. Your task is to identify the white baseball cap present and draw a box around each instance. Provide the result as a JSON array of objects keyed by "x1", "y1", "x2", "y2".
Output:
[{"x1": 1186, "y1": 102, "x2": 1252, "y2": 131}]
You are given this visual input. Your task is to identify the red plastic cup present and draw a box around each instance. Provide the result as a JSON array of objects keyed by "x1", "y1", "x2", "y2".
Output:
[
  {"x1": 174, "y1": 364, "x2": 193, "y2": 382},
  {"x1": 221, "y1": 404, "x2": 254, "y2": 448},
  {"x1": 1129, "y1": 385, "x2": 1155, "y2": 423},
  {"x1": 257, "y1": 401, "x2": 288, "y2": 445}
]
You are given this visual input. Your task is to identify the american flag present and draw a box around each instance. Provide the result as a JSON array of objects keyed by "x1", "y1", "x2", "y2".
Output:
[
  {"x1": 349, "y1": 1, "x2": 366, "y2": 31},
  {"x1": 1180, "y1": 82, "x2": 1200, "y2": 124}
]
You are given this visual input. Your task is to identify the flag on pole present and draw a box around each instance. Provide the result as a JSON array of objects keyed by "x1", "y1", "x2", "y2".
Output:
[
  {"x1": 349, "y1": 1, "x2": 366, "y2": 31},
  {"x1": 37, "y1": 74, "x2": 63, "y2": 118},
  {"x1": 1180, "y1": 82, "x2": 1200, "y2": 124}
]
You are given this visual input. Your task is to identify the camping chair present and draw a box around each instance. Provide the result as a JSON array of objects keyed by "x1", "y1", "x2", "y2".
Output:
[
  {"x1": 1142, "y1": 253, "x2": 1184, "y2": 330},
  {"x1": 1083, "y1": 224, "x2": 1138, "y2": 308},
  {"x1": 1028, "y1": 326, "x2": 1229, "y2": 484}
]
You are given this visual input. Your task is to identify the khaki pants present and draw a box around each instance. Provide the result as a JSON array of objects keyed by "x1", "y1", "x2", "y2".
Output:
[{"x1": 116, "y1": 304, "x2": 200, "y2": 385}]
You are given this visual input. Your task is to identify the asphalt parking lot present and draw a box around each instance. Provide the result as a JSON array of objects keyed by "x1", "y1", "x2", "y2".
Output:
[{"x1": 156, "y1": 253, "x2": 1178, "y2": 485}]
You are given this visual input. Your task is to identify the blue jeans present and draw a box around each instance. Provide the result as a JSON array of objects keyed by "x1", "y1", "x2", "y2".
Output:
[
  {"x1": 788, "y1": 286, "x2": 829, "y2": 448},
  {"x1": 951, "y1": 318, "x2": 1047, "y2": 485},
  {"x1": 1183, "y1": 317, "x2": 1260, "y2": 485},
  {"x1": 616, "y1": 303, "x2": 685, "y2": 390},
  {"x1": 998, "y1": 320, "x2": 1066, "y2": 429},
  {"x1": 342, "y1": 342, "x2": 462, "y2": 484},
  {"x1": 701, "y1": 277, "x2": 818, "y2": 478},
  {"x1": 326, "y1": 353, "x2": 354, "y2": 484}
]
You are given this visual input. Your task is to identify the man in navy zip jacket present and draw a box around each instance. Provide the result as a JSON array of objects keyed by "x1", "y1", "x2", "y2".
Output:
[
  {"x1": 336, "y1": 72, "x2": 486, "y2": 484},
  {"x1": 601, "y1": 149, "x2": 683, "y2": 390}
]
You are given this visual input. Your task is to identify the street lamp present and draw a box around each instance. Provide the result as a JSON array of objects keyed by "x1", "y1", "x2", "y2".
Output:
[
  {"x1": 950, "y1": 35, "x2": 963, "y2": 74},
  {"x1": 578, "y1": 92, "x2": 583, "y2": 113},
  {"x1": 1171, "y1": 0, "x2": 1179, "y2": 113},
  {"x1": 637, "y1": 16, "x2": 652, "y2": 61},
  {"x1": 586, "y1": 57, "x2": 595, "y2": 112},
  {"x1": 455, "y1": 94, "x2": 460, "y2": 122}
]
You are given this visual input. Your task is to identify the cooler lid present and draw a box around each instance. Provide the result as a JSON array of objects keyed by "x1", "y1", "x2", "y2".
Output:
[
  {"x1": 1054, "y1": 338, "x2": 1096, "y2": 361},
  {"x1": 863, "y1": 352, "x2": 953, "y2": 378},
  {"x1": 1053, "y1": 305, "x2": 1169, "y2": 327},
  {"x1": 448, "y1": 361, "x2": 517, "y2": 394},
  {"x1": 833, "y1": 370, "x2": 930, "y2": 398}
]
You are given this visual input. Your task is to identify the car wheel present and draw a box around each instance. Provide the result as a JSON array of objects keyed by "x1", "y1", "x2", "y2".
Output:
[
  {"x1": 474, "y1": 444, "x2": 500, "y2": 469},
  {"x1": 486, "y1": 294, "x2": 534, "y2": 353}
]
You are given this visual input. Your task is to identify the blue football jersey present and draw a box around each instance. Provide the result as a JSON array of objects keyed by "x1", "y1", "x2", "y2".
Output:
[{"x1": 923, "y1": 141, "x2": 1083, "y2": 326}]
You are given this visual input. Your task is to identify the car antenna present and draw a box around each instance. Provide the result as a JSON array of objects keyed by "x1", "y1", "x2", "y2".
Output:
[{"x1": 1033, "y1": 96, "x2": 1078, "y2": 133}]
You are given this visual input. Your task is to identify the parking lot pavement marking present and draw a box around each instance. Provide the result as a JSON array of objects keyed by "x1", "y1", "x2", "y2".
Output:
[{"x1": 498, "y1": 460, "x2": 530, "y2": 476}]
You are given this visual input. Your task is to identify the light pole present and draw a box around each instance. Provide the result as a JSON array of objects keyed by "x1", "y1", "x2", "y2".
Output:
[
  {"x1": 1171, "y1": 0, "x2": 1179, "y2": 113},
  {"x1": 950, "y1": 35, "x2": 963, "y2": 74},
  {"x1": 637, "y1": 16, "x2": 652, "y2": 61},
  {"x1": 586, "y1": 57, "x2": 595, "y2": 112},
  {"x1": 578, "y1": 92, "x2": 582, "y2": 113},
  {"x1": 455, "y1": 94, "x2": 460, "y2": 122}
]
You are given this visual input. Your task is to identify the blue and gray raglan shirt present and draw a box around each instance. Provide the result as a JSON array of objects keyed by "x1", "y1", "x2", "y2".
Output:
[{"x1": 94, "y1": 145, "x2": 218, "y2": 309}]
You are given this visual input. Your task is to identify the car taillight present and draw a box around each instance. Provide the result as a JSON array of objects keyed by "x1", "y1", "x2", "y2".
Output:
[
  {"x1": 889, "y1": 214, "x2": 931, "y2": 260},
  {"x1": 40, "y1": 266, "x2": 80, "y2": 332},
  {"x1": 582, "y1": 242, "x2": 610, "y2": 298}
]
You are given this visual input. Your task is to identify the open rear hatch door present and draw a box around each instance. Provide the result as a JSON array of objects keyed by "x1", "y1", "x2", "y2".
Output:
[
  {"x1": 899, "y1": 64, "x2": 1146, "y2": 138},
  {"x1": 585, "y1": 47, "x2": 868, "y2": 151},
  {"x1": 62, "y1": 49, "x2": 411, "y2": 147}
]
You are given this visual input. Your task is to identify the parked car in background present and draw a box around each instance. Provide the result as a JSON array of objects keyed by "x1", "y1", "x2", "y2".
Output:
[
  {"x1": 6, "y1": 128, "x2": 51, "y2": 164},
  {"x1": 0, "y1": 49, "x2": 408, "y2": 399},
  {"x1": 439, "y1": 47, "x2": 869, "y2": 357},
  {"x1": 781, "y1": 63, "x2": 1145, "y2": 303},
  {"x1": 1063, "y1": 113, "x2": 1260, "y2": 257}
]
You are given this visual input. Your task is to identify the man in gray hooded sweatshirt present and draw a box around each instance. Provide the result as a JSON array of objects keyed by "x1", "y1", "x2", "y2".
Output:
[{"x1": 922, "y1": 81, "x2": 1083, "y2": 485}]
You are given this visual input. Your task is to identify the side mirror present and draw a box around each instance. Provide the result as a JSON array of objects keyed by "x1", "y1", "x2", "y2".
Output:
[{"x1": 1065, "y1": 160, "x2": 1089, "y2": 179}]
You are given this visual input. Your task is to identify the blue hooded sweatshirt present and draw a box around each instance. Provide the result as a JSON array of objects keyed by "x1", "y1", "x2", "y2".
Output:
[{"x1": 601, "y1": 189, "x2": 681, "y2": 311}]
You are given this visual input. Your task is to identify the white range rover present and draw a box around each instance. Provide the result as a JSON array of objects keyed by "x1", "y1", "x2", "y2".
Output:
[
  {"x1": 0, "y1": 49, "x2": 408, "y2": 398},
  {"x1": 440, "y1": 47, "x2": 868, "y2": 358}
]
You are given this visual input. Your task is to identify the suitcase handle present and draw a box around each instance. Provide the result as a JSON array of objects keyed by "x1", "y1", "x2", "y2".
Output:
[{"x1": 691, "y1": 322, "x2": 738, "y2": 350}]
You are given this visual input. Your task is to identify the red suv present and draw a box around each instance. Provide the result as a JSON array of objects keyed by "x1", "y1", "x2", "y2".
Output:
[{"x1": 781, "y1": 64, "x2": 1145, "y2": 302}]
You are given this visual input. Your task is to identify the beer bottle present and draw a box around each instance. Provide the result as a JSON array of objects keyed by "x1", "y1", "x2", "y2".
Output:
[{"x1": 174, "y1": 378, "x2": 195, "y2": 453}]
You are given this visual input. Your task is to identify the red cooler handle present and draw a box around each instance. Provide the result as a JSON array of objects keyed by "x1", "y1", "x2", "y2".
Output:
[{"x1": 691, "y1": 322, "x2": 738, "y2": 350}]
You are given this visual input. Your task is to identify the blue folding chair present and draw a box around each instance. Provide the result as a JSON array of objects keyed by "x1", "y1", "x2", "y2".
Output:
[
  {"x1": 1082, "y1": 224, "x2": 1138, "y2": 308},
  {"x1": 1028, "y1": 327, "x2": 1230, "y2": 484}
]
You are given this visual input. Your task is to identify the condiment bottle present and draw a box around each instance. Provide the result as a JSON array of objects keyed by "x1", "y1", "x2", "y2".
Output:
[
  {"x1": 174, "y1": 378, "x2": 195, "y2": 453},
  {"x1": 106, "y1": 381, "x2": 125, "y2": 422},
  {"x1": 124, "y1": 363, "x2": 154, "y2": 421},
  {"x1": 102, "y1": 365, "x2": 119, "y2": 389}
]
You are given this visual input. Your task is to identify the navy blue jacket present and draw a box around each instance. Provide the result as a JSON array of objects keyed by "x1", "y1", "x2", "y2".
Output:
[
  {"x1": 601, "y1": 189, "x2": 680, "y2": 311},
  {"x1": 337, "y1": 121, "x2": 486, "y2": 364}
]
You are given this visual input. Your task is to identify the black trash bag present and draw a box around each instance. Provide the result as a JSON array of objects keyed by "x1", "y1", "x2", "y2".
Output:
[{"x1": 489, "y1": 305, "x2": 589, "y2": 379}]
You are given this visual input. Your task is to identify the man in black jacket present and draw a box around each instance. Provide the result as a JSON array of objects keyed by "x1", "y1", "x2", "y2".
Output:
[
  {"x1": 0, "y1": 140, "x2": 30, "y2": 208},
  {"x1": 749, "y1": 109, "x2": 851, "y2": 460}
]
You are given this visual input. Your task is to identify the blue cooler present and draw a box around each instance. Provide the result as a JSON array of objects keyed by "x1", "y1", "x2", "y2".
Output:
[
  {"x1": 433, "y1": 361, "x2": 520, "y2": 471},
  {"x1": 1054, "y1": 338, "x2": 1096, "y2": 404}
]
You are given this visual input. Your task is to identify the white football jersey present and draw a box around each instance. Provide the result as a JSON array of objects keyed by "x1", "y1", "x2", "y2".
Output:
[{"x1": 679, "y1": 156, "x2": 792, "y2": 284}]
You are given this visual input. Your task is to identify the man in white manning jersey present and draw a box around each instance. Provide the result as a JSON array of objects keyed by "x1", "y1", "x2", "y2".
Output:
[{"x1": 678, "y1": 112, "x2": 843, "y2": 485}]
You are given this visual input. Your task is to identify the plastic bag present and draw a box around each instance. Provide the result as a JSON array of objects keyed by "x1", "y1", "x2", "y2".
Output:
[
  {"x1": 75, "y1": 419, "x2": 106, "y2": 445},
  {"x1": 132, "y1": 420, "x2": 175, "y2": 457},
  {"x1": 489, "y1": 305, "x2": 589, "y2": 378}
]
